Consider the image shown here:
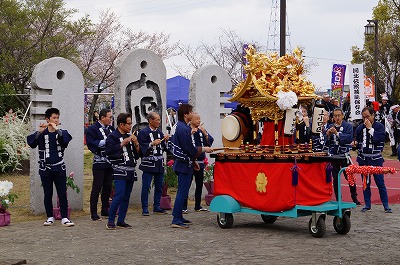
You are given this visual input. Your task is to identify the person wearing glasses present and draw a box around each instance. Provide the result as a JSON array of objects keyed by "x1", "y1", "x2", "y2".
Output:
[
  {"x1": 353, "y1": 107, "x2": 392, "y2": 213},
  {"x1": 325, "y1": 108, "x2": 360, "y2": 205},
  {"x1": 105, "y1": 113, "x2": 140, "y2": 229}
]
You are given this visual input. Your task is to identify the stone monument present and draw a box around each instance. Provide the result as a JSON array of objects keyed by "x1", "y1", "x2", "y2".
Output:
[
  {"x1": 30, "y1": 57, "x2": 84, "y2": 213},
  {"x1": 189, "y1": 65, "x2": 232, "y2": 148},
  {"x1": 114, "y1": 48, "x2": 166, "y2": 204}
]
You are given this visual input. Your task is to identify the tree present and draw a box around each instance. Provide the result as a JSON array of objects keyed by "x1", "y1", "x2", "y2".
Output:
[
  {"x1": 76, "y1": 10, "x2": 179, "y2": 122},
  {"x1": 351, "y1": 0, "x2": 400, "y2": 101},
  {"x1": 0, "y1": 0, "x2": 92, "y2": 110},
  {"x1": 173, "y1": 29, "x2": 315, "y2": 91},
  {"x1": 174, "y1": 29, "x2": 261, "y2": 87}
]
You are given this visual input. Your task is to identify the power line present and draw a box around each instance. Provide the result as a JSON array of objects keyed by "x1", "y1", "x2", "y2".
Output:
[
  {"x1": 68, "y1": 0, "x2": 218, "y2": 17},
  {"x1": 302, "y1": 56, "x2": 351, "y2": 63},
  {"x1": 121, "y1": 0, "x2": 217, "y2": 17}
]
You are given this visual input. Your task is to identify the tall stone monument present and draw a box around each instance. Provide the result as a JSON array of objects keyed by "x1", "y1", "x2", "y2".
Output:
[
  {"x1": 30, "y1": 57, "x2": 84, "y2": 213},
  {"x1": 189, "y1": 65, "x2": 232, "y2": 148},
  {"x1": 114, "y1": 48, "x2": 166, "y2": 204}
]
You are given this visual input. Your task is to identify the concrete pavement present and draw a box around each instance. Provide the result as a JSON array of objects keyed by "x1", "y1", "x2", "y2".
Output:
[{"x1": 1, "y1": 203, "x2": 400, "y2": 265}]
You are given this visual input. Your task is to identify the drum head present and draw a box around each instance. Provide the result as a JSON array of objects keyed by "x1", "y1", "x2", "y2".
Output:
[{"x1": 221, "y1": 115, "x2": 240, "y2": 141}]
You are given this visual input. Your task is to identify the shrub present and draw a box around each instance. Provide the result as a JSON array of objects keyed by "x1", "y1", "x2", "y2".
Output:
[{"x1": 0, "y1": 112, "x2": 30, "y2": 173}]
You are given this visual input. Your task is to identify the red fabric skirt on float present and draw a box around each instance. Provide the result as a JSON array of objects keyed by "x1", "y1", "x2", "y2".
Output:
[{"x1": 214, "y1": 161, "x2": 331, "y2": 212}]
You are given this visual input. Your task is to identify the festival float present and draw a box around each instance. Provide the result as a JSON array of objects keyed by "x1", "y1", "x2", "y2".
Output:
[{"x1": 209, "y1": 46, "x2": 356, "y2": 238}]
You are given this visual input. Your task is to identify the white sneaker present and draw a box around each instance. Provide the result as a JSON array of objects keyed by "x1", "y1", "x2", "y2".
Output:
[
  {"x1": 44, "y1": 217, "x2": 54, "y2": 226},
  {"x1": 61, "y1": 218, "x2": 75, "y2": 227}
]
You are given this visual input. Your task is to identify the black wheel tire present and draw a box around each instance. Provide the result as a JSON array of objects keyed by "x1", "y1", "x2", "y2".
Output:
[
  {"x1": 261, "y1": 214, "x2": 278, "y2": 224},
  {"x1": 333, "y1": 215, "x2": 351, "y2": 235},
  {"x1": 217, "y1": 213, "x2": 233, "y2": 229},
  {"x1": 308, "y1": 216, "x2": 326, "y2": 238}
]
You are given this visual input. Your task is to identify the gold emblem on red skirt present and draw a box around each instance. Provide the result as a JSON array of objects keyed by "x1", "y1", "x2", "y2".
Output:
[{"x1": 255, "y1": 172, "x2": 268, "y2": 193}]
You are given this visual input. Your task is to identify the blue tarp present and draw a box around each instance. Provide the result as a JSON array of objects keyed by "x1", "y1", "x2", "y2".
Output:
[
  {"x1": 166, "y1": 75, "x2": 238, "y2": 110},
  {"x1": 166, "y1": 76, "x2": 189, "y2": 110}
]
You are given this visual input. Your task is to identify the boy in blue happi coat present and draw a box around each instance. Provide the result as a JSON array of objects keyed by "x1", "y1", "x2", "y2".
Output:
[{"x1": 27, "y1": 108, "x2": 74, "y2": 227}]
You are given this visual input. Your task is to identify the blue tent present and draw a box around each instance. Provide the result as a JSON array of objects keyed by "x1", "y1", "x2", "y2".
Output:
[
  {"x1": 166, "y1": 76, "x2": 189, "y2": 110},
  {"x1": 166, "y1": 75, "x2": 238, "y2": 110}
]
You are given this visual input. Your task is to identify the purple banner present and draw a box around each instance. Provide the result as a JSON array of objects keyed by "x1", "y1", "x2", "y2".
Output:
[{"x1": 331, "y1": 64, "x2": 346, "y2": 106}]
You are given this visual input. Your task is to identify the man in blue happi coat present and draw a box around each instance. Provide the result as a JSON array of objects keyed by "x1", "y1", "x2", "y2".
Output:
[
  {"x1": 86, "y1": 108, "x2": 114, "y2": 221},
  {"x1": 105, "y1": 113, "x2": 140, "y2": 229},
  {"x1": 353, "y1": 107, "x2": 392, "y2": 213},
  {"x1": 325, "y1": 108, "x2": 360, "y2": 205},
  {"x1": 182, "y1": 113, "x2": 214, "y2": 213},
  {"x1": 168, "y1": 104, "x2": 213, "y2": 229},
  {"x1": 27, "y1": 108, "x2": 74, "y2": 227},
  {"x1": 137, "y1": 111, "x2": 170, "y2": 216}
]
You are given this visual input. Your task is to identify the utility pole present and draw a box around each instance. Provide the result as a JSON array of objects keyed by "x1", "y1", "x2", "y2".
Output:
[{"x1": 280, "y1": 0, "x2": 286, "y2": 56}]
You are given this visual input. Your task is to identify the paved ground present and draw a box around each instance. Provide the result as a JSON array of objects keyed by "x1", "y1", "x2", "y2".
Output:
[
  {"x1": 1, "y1": 203, "x2": 400, "y2": 265},
  {"x1": 340, "y1": 158, "x2": 400, "y2": 205}
]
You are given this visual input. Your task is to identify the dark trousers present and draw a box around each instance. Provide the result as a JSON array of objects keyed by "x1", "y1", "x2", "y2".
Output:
[
  {"x1": 358, "y1": 158, "x2": 390, "y2": 209},
  {"x1": 40, "y1": 170, "x2": 68, "y2": 218},
  {"x1": 90, "y1": 167, "x2": 113, "y2": 216},
  {"x1": 332, "y1": 162, "x2": 358, "y2": 202},
  {"x1": 141, "y1": 171, "x2": 164, "y2": 212},
  {"x1": 108, "y1": 179, "x2": 134, "y2": 224},
  {"x1": 172, "y1": 173, "x2": 192, "y2": 225},
  {"x1": 183, "y1": 166, "x2": 205, "y2": 210}
]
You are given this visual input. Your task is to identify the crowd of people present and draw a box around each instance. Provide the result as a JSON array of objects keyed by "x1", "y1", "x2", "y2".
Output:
[
  {"x1": 306, "y1": 93, "x2": 394, "y2": 213},
  {"x1": 26, "y1": 93, "x2": 397, "y2": 229},
  {"x1": 27, "y1": 104, "x2": 213, "y2": 229}
]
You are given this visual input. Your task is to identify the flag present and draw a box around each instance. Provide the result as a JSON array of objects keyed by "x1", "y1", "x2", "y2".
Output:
[
  {"x1": 331, "y1": 64, "x2": 346, "y2": 106},
  {"x1": 348, "y1": 64, "x2": 366, "y2": 120}
]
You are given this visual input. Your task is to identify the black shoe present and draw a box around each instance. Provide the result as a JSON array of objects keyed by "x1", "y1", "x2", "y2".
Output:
[
  {"x1": 385, "y1": 208, "x2": 393, "y2": 213},
  {"x1": 91, "y1": 215, "x2": 102, "y2": 221},
  {"x1": 182, "y1": 219, "x2": 193, "y2": 225},
  {"x1": 153, "y1": 209, "x2": 168, "y2": 214},
  {"x1": 106, "y1": 222, "x2": 116, "y2": 230},
  {"x1": 116, "y1": 222, "x2": 132, "y2": 228},
  {"x1": 101, "y1": 210, "x2": 109, "y2": 217},
  {"x1": 361, "y1": 207, "x2": 371, "y2": 212}
]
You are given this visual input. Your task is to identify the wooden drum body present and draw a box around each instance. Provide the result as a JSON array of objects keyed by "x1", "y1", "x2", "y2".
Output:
[{"x1": 221, "y1": 113, "x2": 251, "y2": 147}]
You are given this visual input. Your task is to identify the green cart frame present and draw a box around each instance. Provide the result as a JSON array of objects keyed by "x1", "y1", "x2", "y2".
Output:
[{"x1": 210, "y1": 167, "x2": 356, "y2": 238}]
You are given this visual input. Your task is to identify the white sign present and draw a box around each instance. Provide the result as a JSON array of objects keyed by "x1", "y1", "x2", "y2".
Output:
[
  {"x1": 312, "y1": 107, "x2": 325, "y2": 134},
  {"x1": 348, "y1": 64, "x2": 366, "y2": 120}
]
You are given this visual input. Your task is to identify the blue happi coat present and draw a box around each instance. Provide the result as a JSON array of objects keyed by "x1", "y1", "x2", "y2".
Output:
[
  {"x1": 191, "y1": 129, "x2": 214, "y2": 166},
  {"x1": 105, "y1": 129, "x2": 139, "y2": 181},
  {"x1": 354, "y1": 121, "x2": 385, "y2": 165},
  {"x1": 86, "y1": 121, "x2": 114, "y2": 170},
  {"x1": 137, "y1": 126, "x2": 168, "y2": 173},
  {"x1": 27, "y1": 128, "x2": 72, "y2": 174},
  {"x1": 325, "y1": 121, "x2": 353, "y2": 156},
  {"x1": 169, "y1": 121, "x2": 202, "y2": 174}
]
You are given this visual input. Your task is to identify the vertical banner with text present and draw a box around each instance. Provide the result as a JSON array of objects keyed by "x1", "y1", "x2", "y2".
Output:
[
  {"x1": 331, "y1": 64, "x2": 346, "y2": 106},
  {"x1": 348, "y1": 64, "x2": 366, "y2": 120}
]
